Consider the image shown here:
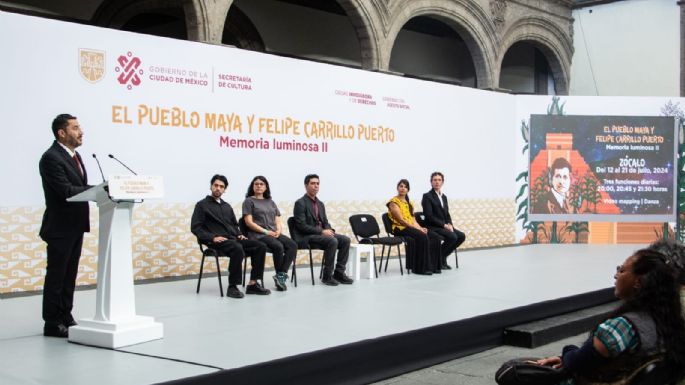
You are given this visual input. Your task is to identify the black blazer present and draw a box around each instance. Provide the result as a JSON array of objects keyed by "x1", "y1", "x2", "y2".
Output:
[
  {"x1": 421, "y1": 190, "x2": 452, "y2": 228},
  {"x1": 190, "y1": 196, "x2": 242, "y2": 245},
  {"x1": 533, "y1": 190, "x2": 574, "y2": 214},
  {"x1": 293, "y1": 194, "x2": 333, "y2": 236},
  {"x1": 39, "y1": 141, "x2": 90, "y2": 239}
]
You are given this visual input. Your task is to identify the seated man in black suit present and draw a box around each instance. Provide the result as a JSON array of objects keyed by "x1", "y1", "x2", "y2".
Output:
[
  {"x1": 293, "y1": 174, "x2": 353, "y2": 286},
  {"x1": 39, "y1": 113, "x2": 93, "y2": 338},
  {"x1": 191, "y1": 174, "x2": 270, "y2": 298},
  {"x1": 421, "y1": 172, "x2": 466, "y2": 270}
]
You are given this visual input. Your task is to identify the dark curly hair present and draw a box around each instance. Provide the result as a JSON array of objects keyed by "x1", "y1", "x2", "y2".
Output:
[
  {"x1": 245, "y1": 175, "x2": 271, "y2": 199},
  {"x1": 648, "y1": 238, "x2": 685, "y2": 285},
  {"x1": 610, "y1": 248, "x2": 685, "y2": 374}
]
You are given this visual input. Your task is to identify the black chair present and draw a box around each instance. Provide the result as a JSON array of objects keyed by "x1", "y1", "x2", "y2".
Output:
[
  {"x1": 380, "y1": 213, "x2": 411, "y2": 274},
  {"x1": 628, "y1": 356, "x2": 677, "y2": 385},
  {"x1": 414, "y1": 211, "x2": 459, "y2": 268},
  {"x1": 287, "y1": 216, "x2": 324, "y2": 285},
  {"x1": 196, "y1": 241, "x2": 228, "y2": 297},
  {"x1": 349, "y1": 214, "x2": 403, "y2": 276},
  {"x1": 196, "y1": 221, "x2": 267, "y2": 295},
  {"x1": 196, "y1": 240, "x2": 264, "y2": 296}
]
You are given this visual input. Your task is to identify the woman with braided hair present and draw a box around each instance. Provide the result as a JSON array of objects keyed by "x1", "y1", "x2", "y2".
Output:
[
  {"x1": 522, "y1": 248, "x2": 685, "y2": 384},
  {"x1": 648, "y1": 238, "x2": 685, "y2": 318}
]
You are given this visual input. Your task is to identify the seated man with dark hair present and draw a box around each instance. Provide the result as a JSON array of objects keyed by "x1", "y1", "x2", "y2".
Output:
[
  {"x1": 293, "y1": 174, "x2": 353, "y2": 286},
  {"x1": 421, "y1": 171, "x2": 466, "y2": 270},
  {"x1": 191, "y1": 174, "x2": 270, "y2": 298}
]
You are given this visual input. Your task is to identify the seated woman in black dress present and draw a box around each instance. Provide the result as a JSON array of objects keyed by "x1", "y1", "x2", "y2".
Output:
[
  {"x1": 386, "y1": 179, "x2": 441, "y2": 275},
  {"x1": 242, "y1": 176, "x2": 297, "y2": 291}
]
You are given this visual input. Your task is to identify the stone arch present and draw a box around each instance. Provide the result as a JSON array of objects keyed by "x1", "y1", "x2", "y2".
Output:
[
  {"x1": 334, "y1": 0, "x2": 384, "y2": 70},
  {"x1": 498, "y1": 16, "x2": 573, "y2": 95},
  {"x1": 221, "y1": 5, "x2": 264, "y2": 51},
  {"x1": 384, "y1": 0, "x2": 498, "y2": 89},
  {"x1": 225, "y1": 0, "x2": 366, "y2": 66},
  {"x1": 93, "y1": 0, "x2": 186, "y2": 31}
]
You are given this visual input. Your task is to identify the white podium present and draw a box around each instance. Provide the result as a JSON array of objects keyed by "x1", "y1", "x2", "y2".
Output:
[{"x1": 67, "y1": 176, "x2": 164, "y2": 348}]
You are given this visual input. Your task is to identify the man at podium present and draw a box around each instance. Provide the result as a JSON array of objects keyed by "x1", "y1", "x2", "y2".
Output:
[{"x1": 39, "y1": 114, "x2": 92, "y2": 338}]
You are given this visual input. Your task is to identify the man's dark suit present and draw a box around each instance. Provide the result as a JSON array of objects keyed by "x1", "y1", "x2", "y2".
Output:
[
  {"x1": 293, "y1": 195, "x2": 349, "y2": 277},
  {"x1": 190, "y1": 196, "x2": 266, "y2": 286},
  {"x1": 39, "y1": 141, "x2": 91, "y2": 327},
  {"x1": 421, "y1": 190, "x2": 466, "y2": 263},
  {"x1": 533, "y1": 190, "x2": 574, "y2": 214}
]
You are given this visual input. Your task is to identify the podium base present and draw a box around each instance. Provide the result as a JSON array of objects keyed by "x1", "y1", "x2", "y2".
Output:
[{"x1": 68, "y1": 315, "x2": 164, "y2": 348}]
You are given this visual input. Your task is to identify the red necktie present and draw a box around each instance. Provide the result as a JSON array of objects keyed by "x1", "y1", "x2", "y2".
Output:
[
  {"x1": 311, "y1": 198, "x2": 322, "y2": 228},
  {"x1": 72, "y1": 154, "x2": 84, "y2": 178}
]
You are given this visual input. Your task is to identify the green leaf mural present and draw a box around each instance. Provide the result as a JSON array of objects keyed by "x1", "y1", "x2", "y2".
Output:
[{"x1": 660, "y1": 100, "x2": 685, "y2": 241}]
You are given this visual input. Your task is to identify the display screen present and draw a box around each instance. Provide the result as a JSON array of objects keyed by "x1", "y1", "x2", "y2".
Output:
[{"x1": 528, "y1": 115, "x2": 678, "y2": 222}]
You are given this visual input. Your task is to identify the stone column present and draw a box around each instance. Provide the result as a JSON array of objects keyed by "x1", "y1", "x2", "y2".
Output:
[{"x1": 184, "y1": 0, "x2": 233, "y2": 44}]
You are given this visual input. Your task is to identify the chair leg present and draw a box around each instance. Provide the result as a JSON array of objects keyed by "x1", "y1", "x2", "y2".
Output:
[
  {"x1": 401, "y1": 244, "x2": 410, "y2": 274},
  {"x1": 384, "y1": 246, "x2": 392, "y2": 274},
  {"x1": 309, "y1": 249, "x2": 315, "y2": 285},
  {"x1": 378, "y1": 248, "x2": 384, "y2": 274},
  {"x1": 384, "y1": 250, "x2": 390, "y2": 272},
  {"x1": 197, "y1": 254, "x2": 205, "y2": 294},
  {"x1": 377, "y1": 245, "x2": 384, "y2": 278},
  {"x1": 242, "y1": 257, "x2": 248, "y2": 287},
  {"x1": 291, "y1": 261, "x2": 298, "y2": 287},
  {"x1": 215, "y1": 256, "x2": 224, "y2": 297},
  {"x1": 454, "y1": 250, "x2": 459, "y2": 269},
  {"x1": 398, "y1": 245, "x2": 404, "y2": 275}
]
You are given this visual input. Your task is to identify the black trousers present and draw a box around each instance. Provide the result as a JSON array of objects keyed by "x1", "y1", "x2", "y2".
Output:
[
  {"x1": 431, "y1": 227, "x2": 466, "y2": 261},
  {"x1": 258, "y1": 234, "x2": 297, "y2": 274},
  {"x1": 393, "y1": 227, "x2": 441, "y2": 274},
  {"x1": 306, "y1": 233, "x2": 350, "y2": 276},
  {"x1": 212, "y1": 239, "x2": 266, "y2": 285},
  {"x1": 42, "y1": 234, "x2": 83, "y2": 325}
]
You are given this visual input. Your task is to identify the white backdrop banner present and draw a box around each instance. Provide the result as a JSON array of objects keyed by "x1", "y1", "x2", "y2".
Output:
[{"x1": 0, "y1": 10, "x2": 516, "y2": 206}]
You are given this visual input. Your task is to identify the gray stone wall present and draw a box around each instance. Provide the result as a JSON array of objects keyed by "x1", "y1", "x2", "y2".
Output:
[{"x1": 92, "y1": 0, "x2": 574, "y2": 93}]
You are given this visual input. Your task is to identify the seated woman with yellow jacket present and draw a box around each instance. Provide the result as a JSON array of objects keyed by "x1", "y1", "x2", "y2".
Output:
[{"x1": 387, "y1": 179, "x2": 442, "y2": 275}]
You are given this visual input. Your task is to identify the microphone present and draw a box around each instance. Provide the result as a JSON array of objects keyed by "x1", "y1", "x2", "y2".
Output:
[
  {"x1": 108, "y1": 154, "x2": 138, "y2": 175},
  {"x1": 92, "y1": 154, "x2": 106, "y2": 182}
]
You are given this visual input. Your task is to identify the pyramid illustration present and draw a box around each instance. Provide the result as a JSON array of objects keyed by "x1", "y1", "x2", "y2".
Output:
[{"x1": 531, "y1": 133, "x2": 620, "y2": 214}]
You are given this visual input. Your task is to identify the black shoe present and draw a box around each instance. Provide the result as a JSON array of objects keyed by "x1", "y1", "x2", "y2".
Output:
[
  {"x1": 415, "y1": 271, "x2": 433, "y2": 276},
  {"x1": 64, "y1": 319, "x2": 77, "y2": 327},
  {"x1": 246, "y1": 282, "x2": 271, "y2": 295},
  {"x1": 44, "y1": 323, "x2": 69, "y2": 338},
  {"x1": 321, "y1": 276, "x2": 339, "y2": 286},
  {"x1": 442, "y1": 263, "x2": 452, "y2": 270},
  {"x1": 433, "y1": 269, "x2": 442, "y2": 274},
  {"x1": 226, "y1": 285, "x2": 245, "y2": 299},
  {"x1": 333, "y1": 273, "x2": 354, "y2": 284}
]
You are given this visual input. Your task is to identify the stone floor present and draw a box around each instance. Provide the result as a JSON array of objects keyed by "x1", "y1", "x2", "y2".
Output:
[{"x1": 372, "y1": 333, "x2": 587, "y2": 385}]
